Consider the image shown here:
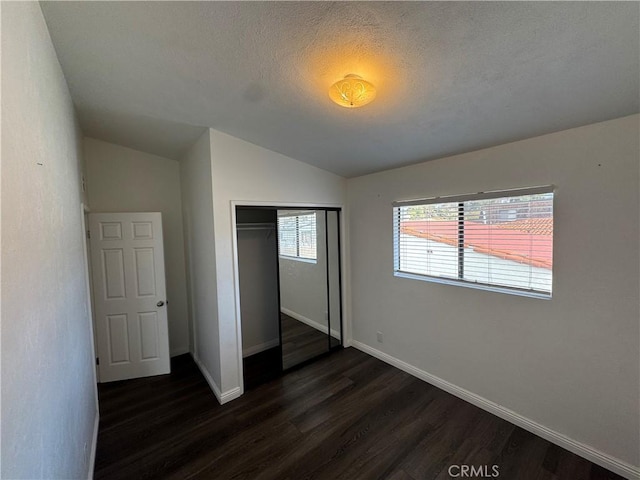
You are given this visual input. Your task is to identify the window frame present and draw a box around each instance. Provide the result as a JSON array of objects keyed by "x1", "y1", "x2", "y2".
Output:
[
  {"x1": 278, "y1": 212, "x2": 318, "y2": 263},
  {"x1": 393, "y1": 186, "x2": 554, "y2": 299}
]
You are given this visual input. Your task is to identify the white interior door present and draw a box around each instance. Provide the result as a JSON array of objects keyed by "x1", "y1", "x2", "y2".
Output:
[{"x1": 89, "y1": 212, "x2": 170, "y2": 382}]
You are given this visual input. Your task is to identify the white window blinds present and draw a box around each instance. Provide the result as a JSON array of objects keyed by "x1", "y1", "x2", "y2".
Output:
[
  {"x1": 393, "y1": 186, "x2": 554, "y2": 296},
  {"x1": 278, "y1": 212, "x2": 317, "y2": 260}
]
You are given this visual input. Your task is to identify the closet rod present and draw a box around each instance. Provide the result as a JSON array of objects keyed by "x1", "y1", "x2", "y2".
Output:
[{"x1": 236, "y1": 222, "x2": 275, "y2": 231}]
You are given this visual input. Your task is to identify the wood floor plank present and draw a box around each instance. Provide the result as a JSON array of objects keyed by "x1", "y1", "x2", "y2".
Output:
[
  {"x1": 386, "y1": 470, "x2": 417, "y2": 480},
  {"x1": 94, "y1": 349, "x2": 625, "y2": 480},
  {"x1": 492, "y1": 427, "x2": 554, "y2": 480}
]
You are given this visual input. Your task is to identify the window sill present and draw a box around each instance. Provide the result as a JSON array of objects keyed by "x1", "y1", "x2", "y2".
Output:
[
  {"x1": 279, "y1": 255, "x2": 317, "y2": 265},
  {"x1": 393, "y1": 271, "x2": 551, "y2": 300}
]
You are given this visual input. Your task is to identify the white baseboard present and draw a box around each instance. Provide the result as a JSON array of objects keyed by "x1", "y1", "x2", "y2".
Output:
[
  {"x1": 87, "y1": 410, "x2": 99, "y2": 480},
  {"x1": 191, "y1": 353, "x2": 243, "y2": 405},
  {"x1": 220, "y1": 386, "x2": 243, "y2": 404},
  {"x1": 191, "y1": 352, "x2": 221, "y2": 402},
  {"x1": 281, "y1": 308, "x2": 341, "y2": 339},
  {"x1": 243, "y1": 338, "x2": 279, "y2": 358},
  {"x1": 350, "y1": 341, "x2": 639, "y2": 480}
]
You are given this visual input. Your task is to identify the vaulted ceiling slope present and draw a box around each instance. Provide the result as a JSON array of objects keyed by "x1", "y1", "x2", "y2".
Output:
[{"x1": 41, "y1": 2, "x2": 639, "y2": 178}]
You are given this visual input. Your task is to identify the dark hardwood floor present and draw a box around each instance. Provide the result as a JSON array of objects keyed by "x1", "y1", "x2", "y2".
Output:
[{"x1": 95, "y1": 349, "x2": 624, "y2": 480}]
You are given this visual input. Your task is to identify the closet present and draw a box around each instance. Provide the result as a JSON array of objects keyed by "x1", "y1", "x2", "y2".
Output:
[{"x1": 236, "y1": 206, "x2": 343, "y2": 390}]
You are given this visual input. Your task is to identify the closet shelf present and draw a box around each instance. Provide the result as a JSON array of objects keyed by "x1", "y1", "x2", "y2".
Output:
[{"x1": 236, "y1": 222, "x2": 275, "y2": 231}]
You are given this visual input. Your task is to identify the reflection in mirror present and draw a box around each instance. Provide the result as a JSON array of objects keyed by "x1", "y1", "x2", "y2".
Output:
[{"x1": 278, "y1": 210, "x2": 331, "y2": 369}]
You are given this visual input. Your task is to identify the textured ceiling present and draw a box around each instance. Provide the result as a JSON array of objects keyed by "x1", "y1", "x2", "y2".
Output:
[{"x1": 41, "y1": 1, "x2": 639, "y2": 177}]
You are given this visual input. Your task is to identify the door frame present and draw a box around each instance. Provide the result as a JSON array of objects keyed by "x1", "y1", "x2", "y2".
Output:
[
  {"x1": 80, "y1": 203, "x2": 100, "y2": 393},
  {"x1": 230, "y1": 201, "x2": 347, "y2": 397}
]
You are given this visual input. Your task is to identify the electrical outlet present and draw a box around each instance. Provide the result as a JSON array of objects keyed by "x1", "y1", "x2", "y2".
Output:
[{"x1": 377, "y1": 331, "x2": 383, "y2": 343}]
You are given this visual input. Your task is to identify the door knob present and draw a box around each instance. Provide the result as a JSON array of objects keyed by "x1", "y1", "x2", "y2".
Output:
[{"x1": 157, "y1": 301, "x2": 165, "y2": 307}]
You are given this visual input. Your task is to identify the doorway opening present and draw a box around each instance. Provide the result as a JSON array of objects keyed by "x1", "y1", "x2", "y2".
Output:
[{"x1": 235, "y1": 206, "x2": 343, "y2": 390}]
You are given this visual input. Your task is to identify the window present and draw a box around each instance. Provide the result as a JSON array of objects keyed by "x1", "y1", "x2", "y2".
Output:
[
  {"x1": 393, "y1": 186, "x2": 554, "y2": 297},
  {"x1": 278, "y1": 212, "x2": 317, "y2": 261}
]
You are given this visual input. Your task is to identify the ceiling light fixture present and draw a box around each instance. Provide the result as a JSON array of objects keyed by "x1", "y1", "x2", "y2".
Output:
[{"x1": 329, "y1": 74, "x2": 376, "y2": 108}]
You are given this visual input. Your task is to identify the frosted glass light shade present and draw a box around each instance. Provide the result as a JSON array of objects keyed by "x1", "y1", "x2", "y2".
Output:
[{"x1": 329, "y1": 74, "x2": 376, "y2": 108}]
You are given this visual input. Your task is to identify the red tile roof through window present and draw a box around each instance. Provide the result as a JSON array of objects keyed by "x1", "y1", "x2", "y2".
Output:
[{"x1": 401, "y1": 220, "x2": 553, "y2": 269}]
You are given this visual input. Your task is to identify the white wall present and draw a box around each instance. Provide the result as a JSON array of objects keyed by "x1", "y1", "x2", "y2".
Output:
[
  {"x1": 1, "y1": 2, "x2": 98, "y2": 478},
  {"x1": 180, "y1": 130, "x2": 222, "y2": 389},
  {"x1": 85, "y1": 137, "x2": 190, "y2": 356},
  {"x1": 348, "y1": 115, "x2": 640, "y2": 472},
  {"x1": 209, "y1": 129, "x2": 347, "y2": 396}
]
